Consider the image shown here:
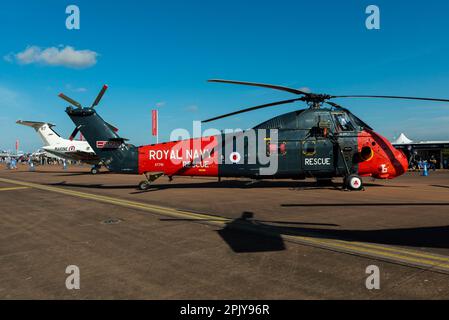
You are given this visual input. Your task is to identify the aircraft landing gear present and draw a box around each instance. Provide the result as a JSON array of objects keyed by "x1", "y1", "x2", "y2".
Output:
[
  {"x1": 344, "y1": 174, "x2": 364, "y2": 191},
  {"x1": 138, "y1": 180, "x2": 151, "y2": 190},
  {"x1": 138, "y1": 172, "x2": 164, "y2": 191},
  {"x1": 90, "y1": 165, "x2": 101, "y2": 174}
]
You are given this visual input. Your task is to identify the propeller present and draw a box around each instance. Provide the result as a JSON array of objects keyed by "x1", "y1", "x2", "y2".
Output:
[
  {"x1": 58, "y1": 84, "x2": 108, "y2": 109},
  {"x1": 203, "y1": 79, "x2": 449, "y2": 122},
  {"x1": 91, "y1": 85, "x2": 108, "y2": 108},
  {"x1": 58, "y1": 93, "x2": 82, "y2": 109},
  {"x1": 68, "y1": 122, "x2": 118, "y2": 141},
  {"x1": 68, "y1": 125, "x2": 82, "y2": 141}
]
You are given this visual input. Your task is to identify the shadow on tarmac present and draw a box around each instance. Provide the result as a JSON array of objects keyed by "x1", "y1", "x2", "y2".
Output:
[
  {"x1": 46, "y1": 179, "x2": 408, "y2": 193},
  {"x1": 48, "y1": 181, "x2": 137, "y2": 189},
  {"x1": 162, "y1": 211, "x2": 449, "y2": 252},
  {"x1": 431, "y1": 185, "x2": 449, "y2": 190}
]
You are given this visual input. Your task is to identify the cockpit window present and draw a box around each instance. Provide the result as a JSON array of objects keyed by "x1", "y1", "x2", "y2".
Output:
[
  {"x1": 349, "y1": 113, "x2": 372, "y2": 130},
  {"x1": 333, "y1": 113, "x2": 354, "y2": 131}
]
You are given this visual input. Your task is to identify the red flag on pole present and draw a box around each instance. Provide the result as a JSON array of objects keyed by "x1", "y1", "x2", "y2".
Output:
[
  {"x1": 15, "y1": 139, "x2": 19, "y2": 153},
  {"x1": 152, "y1": 109, "x2": 158, "y2": 137}
]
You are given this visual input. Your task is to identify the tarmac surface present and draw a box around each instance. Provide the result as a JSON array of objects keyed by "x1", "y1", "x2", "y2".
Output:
[{"x1": 1, "y1": 164, "x2": 449, "y2": 299}]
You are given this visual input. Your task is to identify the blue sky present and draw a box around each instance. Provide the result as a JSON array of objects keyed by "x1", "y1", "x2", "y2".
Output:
[{"x1": 1, "y1": 0, "x2": 449, "y2": 151}]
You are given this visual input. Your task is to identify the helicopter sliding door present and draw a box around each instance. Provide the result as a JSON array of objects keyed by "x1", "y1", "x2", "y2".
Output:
[
  {"x1": 300, "y1": 137, "x2": 335, "y2": 176},
  {"x1": 299, "y1": 111, "x2": 336, "y2": 177}
]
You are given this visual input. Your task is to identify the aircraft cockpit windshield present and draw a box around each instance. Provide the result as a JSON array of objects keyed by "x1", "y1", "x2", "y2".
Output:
[
  {"x1": 333, "y1": 113, "x2": 354, "y2": 132},
  {"x1": 333, "y1": 109, "x2": 373, "y2": 132},
  {"x1": 349, "y1": 113, "x2": 373, "y2": 131}
]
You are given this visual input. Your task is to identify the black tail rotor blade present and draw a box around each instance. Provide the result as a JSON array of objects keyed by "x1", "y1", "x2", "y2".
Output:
[
  {"x1": 331, "y1": 95, "x2": 449, "y2": 103},
  {"x1": 58, "y1": 93, "x2": 82, "y2": 108},
  {"x1": 69, "y1": 125, "x2": 82, "y2": 141},
  {"x1": 91, "y1": 84, "x2": 108, "y2": 108},
  {"x1": 202, "y1": 97, "x2": 304, "y2": 123},
  {"x1": 208, "y1": 79, "x2": 310, "y2": 96}
]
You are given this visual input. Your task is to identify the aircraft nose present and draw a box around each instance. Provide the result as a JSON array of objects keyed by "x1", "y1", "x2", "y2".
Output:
[{"x1": 394, "y1": 149, "x2": 409, "y2": 176}]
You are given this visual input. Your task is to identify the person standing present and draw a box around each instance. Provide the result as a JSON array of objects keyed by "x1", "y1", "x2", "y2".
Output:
[
  {"x1": 430, "y1": 155, "x2": 437, "y2": 171},
  {"x1": 11, "y1": 158, "x2": 17, "y2": 169}
]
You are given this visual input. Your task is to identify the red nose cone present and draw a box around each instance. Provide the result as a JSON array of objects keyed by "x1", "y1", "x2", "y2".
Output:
[
  {"x1": 395, "y1": 149, "x2": 409, "y2": 176},
  {"x1": 358, "y1": 130, "x2": 409, "y2": 179}
]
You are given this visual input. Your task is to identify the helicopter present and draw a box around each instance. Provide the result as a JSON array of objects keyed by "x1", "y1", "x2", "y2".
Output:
[{"x1": 58, "y1": 80, "x2": 449, "y2": 191}]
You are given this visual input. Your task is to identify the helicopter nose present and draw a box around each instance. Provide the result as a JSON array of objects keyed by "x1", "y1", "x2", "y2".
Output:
[{"x1": 394, "y1": 149, "x2": 409, "y2": 176}]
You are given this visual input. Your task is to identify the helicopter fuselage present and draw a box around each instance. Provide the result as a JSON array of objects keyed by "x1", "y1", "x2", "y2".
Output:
[
  {"x1": 66, "y1": 106, "x2": 408, "y2": 183},
  {"x1": 137, "y1": 108, "x2": 408, "y2": 180}
]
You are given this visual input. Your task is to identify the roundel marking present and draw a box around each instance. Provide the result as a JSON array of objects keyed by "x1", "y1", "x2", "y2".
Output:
[
  {"x1": 68, "y1": 145, "x2": 75, "y2": 152},
  {"x1": 350, "y1": 177, "x2": 362, "y2": 189},
  {"x1": 229, "y1": 152, "x2": 241, "y2": 164}
]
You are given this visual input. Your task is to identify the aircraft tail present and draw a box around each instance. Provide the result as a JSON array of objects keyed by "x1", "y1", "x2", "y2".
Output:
[
  {"x1": 65, "y1": 107, "x2": 138, "y2": 173},
  {"x1": 59, "y1": 85, "x2": 139, "y2": 173},
  {"x1": 16, "y1": 120, "x2": 63, "y2": 146}
]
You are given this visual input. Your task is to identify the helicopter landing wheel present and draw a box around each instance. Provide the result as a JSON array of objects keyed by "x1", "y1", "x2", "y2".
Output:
[
  {"x1": 138, "y1": 180, "x2": 151, "y2": 190},
  {"x1": 91, "y1": 167, "x2": 100, "y2": 174},
  {"x1": 345, "y1": 174, "x2": 364, "y2": 191}
]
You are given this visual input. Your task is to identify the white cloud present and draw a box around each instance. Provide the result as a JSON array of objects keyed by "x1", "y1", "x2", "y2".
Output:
[{"x1": 4, "y1": 45, "x2": 98, "y2": 69}]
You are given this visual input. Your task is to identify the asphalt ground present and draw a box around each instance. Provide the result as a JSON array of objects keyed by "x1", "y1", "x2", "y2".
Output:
[{"x1": 1, "y1": 164, "x2": 449, "y2": 299}]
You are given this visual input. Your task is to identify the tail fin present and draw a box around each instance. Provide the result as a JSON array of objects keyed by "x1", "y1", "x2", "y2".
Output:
[
  {"x1": 16, "y1": 120, "x2": 64, "y2": 146},
  {"x1": 65, "y1": 107, "x2": 138, "y2": 173}
]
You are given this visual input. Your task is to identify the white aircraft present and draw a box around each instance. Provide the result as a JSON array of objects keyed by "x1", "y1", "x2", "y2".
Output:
[{"x1": 16, "y1": 120, "x2": 103, "y2": 173}]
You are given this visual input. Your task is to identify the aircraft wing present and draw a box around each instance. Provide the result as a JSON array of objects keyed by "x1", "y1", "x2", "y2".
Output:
[{"x1": 43, "y1": 149, "x2": 100, "y2": 164}]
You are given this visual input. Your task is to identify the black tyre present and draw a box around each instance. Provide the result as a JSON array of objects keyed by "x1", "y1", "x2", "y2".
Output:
[
  {"x1": 345, "y1": 174, "x2": 363, "y2": 191},
  {"x1": 91, "y1": 167, "x2": 99, "y2": 174},
  {"x1": 138, "y1": 181, "x2": 150, "y2": 190}
]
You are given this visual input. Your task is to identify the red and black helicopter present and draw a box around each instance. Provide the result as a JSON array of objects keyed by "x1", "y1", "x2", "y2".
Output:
[{"x1": 58, "y1": 80, "x2": 449, "y2": 191}]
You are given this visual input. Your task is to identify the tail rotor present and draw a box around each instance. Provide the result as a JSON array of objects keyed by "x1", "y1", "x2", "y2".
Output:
[{"x1": 58, "y1": 84, "x2": 108, "y2": 110}]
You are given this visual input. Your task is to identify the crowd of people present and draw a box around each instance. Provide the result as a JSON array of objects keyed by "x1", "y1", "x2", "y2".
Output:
[
  {"x1": 408, "y1": 155, "x2": 438, "y2": 172},
  {"x1": 1, "y1": 154, "x2": 79, "y2": 169}
]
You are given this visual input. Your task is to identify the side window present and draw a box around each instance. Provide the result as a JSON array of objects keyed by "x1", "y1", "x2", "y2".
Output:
[
  {"x1": 266, "y1": 141, "x2": 287, "y2": 156},
  {"x1": 302, "y1": 140, "x2": 316, "y2": 156}
]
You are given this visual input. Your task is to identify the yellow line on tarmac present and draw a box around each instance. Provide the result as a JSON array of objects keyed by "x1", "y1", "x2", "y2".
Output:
[
  {"x1": 0, "y1": 186, "x2": 29, "y2": 192},
  {"x1": 333, "y1": 239, "x2": 449, "y2": 263},
  {"x1": 0, "y1": 177, "x2": 230, "y2": 224},
  {"x1": 1, "y1": 177, "x2": 449, "y2": 272},
  {"x1": 284, "y1": 235, "x2": 449, "y2": 270}
]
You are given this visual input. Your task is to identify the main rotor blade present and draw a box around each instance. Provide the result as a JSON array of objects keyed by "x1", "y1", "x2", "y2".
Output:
[
  {"x1": 91, "y1": 84, "x2": 108, "y2": 108},
  {"x1": 58, "y1": 93, "x2": 82, "y2": 108},
  {"x1": 208, "y1": 79, "x2": 310, "y2": 96},
  {"x1": 331, "y1": 95, "x2": 449, "y2": 103},
  {"x1": 202, "y1": 98, "x2": 304, "y2": 123}
]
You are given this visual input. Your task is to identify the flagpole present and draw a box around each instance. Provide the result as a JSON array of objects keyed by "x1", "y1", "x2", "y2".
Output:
[{"x1": 156, "y1": 110, "x2": 159, "y2": 144}]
